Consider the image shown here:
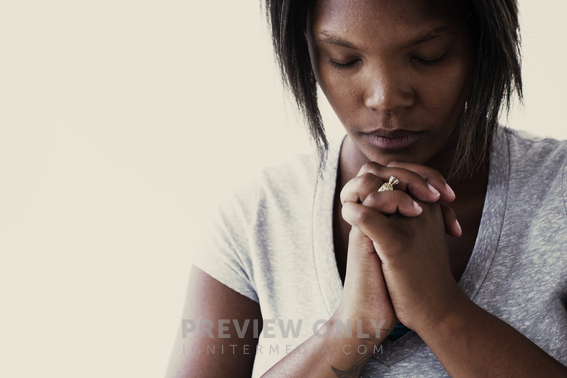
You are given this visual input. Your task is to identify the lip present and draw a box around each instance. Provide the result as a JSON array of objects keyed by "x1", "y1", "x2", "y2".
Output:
[{"x1": 363, "y1": 129, "x2": 423, "y2": 150}]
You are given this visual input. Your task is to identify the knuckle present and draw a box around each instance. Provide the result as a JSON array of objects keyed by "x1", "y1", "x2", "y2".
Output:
[
  {"x1": 386, "y1": 161, "x2": 402, "y2": 168},
  {"x1": 362, "y1": 191, "x2": 381, "y2": 206},
  {"x1": 392, "y1": 191, "x2": 414, "y2": 211},
  {"x1": 360, "y1": 161, "x2": 383, "y2": 175},
  {"x1": 398, "y1": 170, "x2": 429, "y2": 191},
  {"x1": 342, "y1": 202, "x2": 367, "y2": 225},
  {"x1": 422, "y1": 167, "x2": 446, "y2": 184},
  {"x1": 387, "y1": 161, "x2": 446, "y2": 183},
  {"x1": 404, "y1": 170, "x2": 424, "y2": 183},
  {"x1": 340, "y1": 182, "x2": 353, "y2": 203},
  {"x1": 360, "y1": 172, "x2": 379, "y2": 187},
  {"x1": 355, "y1": 205, "x2": 373, "y2": 224},
  {"x1": 365, "y1": 191, "x2": 408, "y2": 213},
  {"x1": 422, "y1": 166, "x2": 443, "y2": 179}
]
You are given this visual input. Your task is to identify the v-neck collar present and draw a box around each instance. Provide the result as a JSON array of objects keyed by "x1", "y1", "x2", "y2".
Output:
[{"x1": 311, "y1": 130, "x2": 511, "y2": 365}]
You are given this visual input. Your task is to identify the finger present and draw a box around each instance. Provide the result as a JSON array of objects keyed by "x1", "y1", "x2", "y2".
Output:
[
  {"x1": 386, "y1": 161, "x2": 456, "y2": 202},
  {"x1": 342, "y1": 202, "x2": 402, "y2": 252},
  {"x1": 344, "y1": 162, "x2": 440, "y2": 204},
  {"x1": 342, "y1": 201, "x2": 389, "y2": 233},
  {"x1": 361, "y1": 190, "x2": 422, "y2": 218},
  {"x1": 341, "y1": 171, "x2": 385, "y2": 204},
  {"x1": 440, "y1": 202, "x2": 462, "y2": 237}
]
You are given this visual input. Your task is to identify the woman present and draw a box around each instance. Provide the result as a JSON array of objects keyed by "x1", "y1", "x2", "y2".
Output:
[{"x1": 167, "y1": 0, "x2": 567, "y2": 376}]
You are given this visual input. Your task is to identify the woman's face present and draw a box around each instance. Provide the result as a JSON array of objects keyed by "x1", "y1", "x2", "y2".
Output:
[{"x1": 307, "y1": 0, "x2": 473, "y2": 168}]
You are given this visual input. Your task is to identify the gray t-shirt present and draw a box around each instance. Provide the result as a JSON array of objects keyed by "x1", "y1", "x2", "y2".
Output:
[{"x1": 195, "y1": 127, "x2": 567, "y2": 377}]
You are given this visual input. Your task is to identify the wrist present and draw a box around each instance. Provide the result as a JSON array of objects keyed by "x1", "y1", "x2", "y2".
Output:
[
  {"x1": 415, "y1": 287, "x2": 474, "y2": 339},
  {"x1": 329, "y1": 311, "x2": 396, "y2": 348}
]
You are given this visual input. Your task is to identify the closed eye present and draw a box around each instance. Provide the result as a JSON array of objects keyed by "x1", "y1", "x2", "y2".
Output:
[
  {"x1": 413, "y1": 55, "x2": 445, "y2": 66},
  {"x1": 329, "y1": 59, "x2": 360, "y2": 69}
]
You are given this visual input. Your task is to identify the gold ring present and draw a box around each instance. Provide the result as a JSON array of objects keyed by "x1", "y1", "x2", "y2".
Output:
[{"x1": 378, "y1": 176, "x2": 400, "y2": 192}]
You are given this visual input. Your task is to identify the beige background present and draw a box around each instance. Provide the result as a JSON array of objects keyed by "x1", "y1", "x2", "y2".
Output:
[{"x1": 1, "y1": 1, "x2": 565, "y2": 377}]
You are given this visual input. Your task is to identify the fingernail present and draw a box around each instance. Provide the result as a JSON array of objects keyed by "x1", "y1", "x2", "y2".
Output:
[
  {"x1": 413, "y1": 201, "x2": 422, "y2": 213},
  {"x1": 445, "y1": 183, "x2": 456, "y2": 198},
  {"x1": 427, "y1": 183, "x2": 440, "y2": 197},
  {"x1": 455, "y1": 220, "x2": 462, "y2": 235}
]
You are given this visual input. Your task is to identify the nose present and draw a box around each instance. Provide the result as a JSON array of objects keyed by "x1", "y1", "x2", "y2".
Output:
[{"x1": 364, "y1": 64, "x2": 415, "y2": 113}]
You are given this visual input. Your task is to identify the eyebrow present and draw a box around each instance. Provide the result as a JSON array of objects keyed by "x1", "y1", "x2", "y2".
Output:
[
  {"x1": 405, "y1": 26, "x2": 453, "y2": 48},
  {"x1": 316, "y1": 30, "x2": 360, "y2": 50},
  {"x1": 316, "y1": 25, "x2": 453, "y2": 50}
]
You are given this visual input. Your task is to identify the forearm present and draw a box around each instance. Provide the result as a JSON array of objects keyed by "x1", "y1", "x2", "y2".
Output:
[
  {"x1": 420, "y1": 292, "x2": 567, "y2": 377},
  {"x1": 261, "y1": 317, "x2": 387, "y2": 378}
]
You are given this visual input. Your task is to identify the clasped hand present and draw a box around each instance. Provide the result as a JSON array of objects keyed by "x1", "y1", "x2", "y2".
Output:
[{"x1": 336, "y1": 161, "x2": 464, "y2": 341}]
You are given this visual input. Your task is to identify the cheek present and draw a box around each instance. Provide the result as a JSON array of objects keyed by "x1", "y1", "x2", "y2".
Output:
[
  {"x1": 419, "y1": 66, "x2": 469, "y2": 115},
  {"x1": 317, "y1": 67, "x2": 362, "y2": 119}
]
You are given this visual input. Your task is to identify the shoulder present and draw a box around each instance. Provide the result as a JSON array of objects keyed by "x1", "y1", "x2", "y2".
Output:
[
  {"x1": 495, "y1": 127, "x2": 567, "y2": 214},
  {"x1": 216, "y1": 136, "x2": 343, "y2": 223},
  {"x1": 500, "y1": 127, "x2": 567, "y2": 167},
  {"x1": 496, "y1": 127, "x2": 567, "y2": 184},
  {"x1": 217, "y1": 151, "x2": 319, "y2": 221},
  {"x1": 257, "y1": 151, "x2": 320, "y2": 203},
  {"x1": 195, "y1": 138, "x2": 342, "y2": 301},
  {"x1": 194, "y1": 152, "x2": 322, "y2": 303}
]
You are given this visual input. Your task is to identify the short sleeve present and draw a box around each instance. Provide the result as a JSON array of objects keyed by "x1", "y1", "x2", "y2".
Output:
[
  {"x1": 562, "y1": 151, "x2": 567, "y2": 218},
  {"x1": 192, "y1": 181, "x2": 260, "y2": 303}
]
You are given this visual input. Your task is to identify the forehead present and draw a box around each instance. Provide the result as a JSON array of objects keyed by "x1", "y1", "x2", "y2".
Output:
[{"x1": 310, "y1": 0, "x2": 462, "y2": 40}]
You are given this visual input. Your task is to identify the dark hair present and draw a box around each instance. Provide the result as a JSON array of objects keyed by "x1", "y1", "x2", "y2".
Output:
[{"x1": 264, "y1": 0, "x2": 522, "y2": 177}]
